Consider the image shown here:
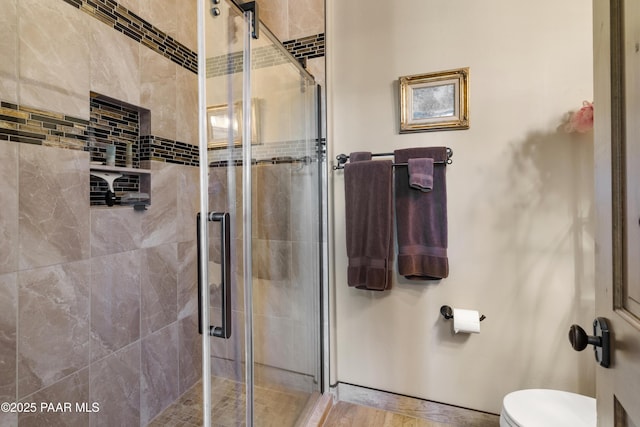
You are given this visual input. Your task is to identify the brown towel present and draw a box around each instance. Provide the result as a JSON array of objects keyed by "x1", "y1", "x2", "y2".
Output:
[
  {"x1": 349, "y1": 151, "x2": 372, "y2": 162},
  {"x1": 408, "y1": 158, "x2": 434, "y2": 192},
  {"x1": 394, "y1": 147, "x2": 449, "y2": 279},
  {"x1": 344, "y1": 158, "x2": 393, "y2": 290}
]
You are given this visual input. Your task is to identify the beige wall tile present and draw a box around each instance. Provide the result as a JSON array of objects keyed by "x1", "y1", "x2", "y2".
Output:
[
  {"x1": 116, "y1": 0, "x2": 140, "y2": 16},
  {"x1": 257, "y1": 0, "x2": 289, "y2": 42},
  {"x1": 0, "y1": 0, "x2": 18, "y2": 103},
  {"x1": 89, "y1": 343, "x2": 141, "y2": 427},
  {"x1": 141, "y1": 162, "x2": 178, "y2": 248},
  {"x1": 141, "y1": 324, "x2": 179, "y2": 424},
  {"x1": 255, "y1": 164, "x2": 291, "y2": 240},
  {"x1": 306, "y1": 57, "x2": 325, "y2": 87},
  {"x1": 178, "y1": 315, "x2": 201, "y2": 394},
  {"x1": 0, "y1": 273, "x2": 17, "y2": 404},
  {"x1": 139, "y1": 0, "x2": 178, "y2": 41},
  {"x1": 176, "y1": 67, "x2": 198, "y2": 145},
  {"x1": 0, "y1": 142, "x2": 18, "y2": 274},
  {"x1": 90, "y1": 251, "x2": 141, "y2": 362},
  {"x1": 140, "y1": 48, "x2": 178, "y2": 141},
  {"x1": 141, "y1": 244, "x2": 178, "y2": 336},
  {"x1": 18, "y1": 369, "x2": 90, "y2": 427},
  {"x1": 89, "y1": 19, "x2": 141, "y2": 106},
  {"x1": 176, "y1": 0, "x2": 198, "y2": 52},
  {"x1": 18, "y1": 144, "x2": 90, "y2": 270},
  {"x1": 177, "y1": 241, "x2": 197, "y2": 320},
  {"x1": 288, "y1": 0, "x2": 324, "y2": 40},
  {"x1": 17, "y1": 260, "x2": 90, "y2": 398},
  {"x1": 90, "y1": 207, "x2": 142, "y2": 257},
  {"x1": 176, "y1": 165, "x2": 199, "y2": 243},
  {"x1": 18, "y1": 0, "x2": 90, "y2": 119}
]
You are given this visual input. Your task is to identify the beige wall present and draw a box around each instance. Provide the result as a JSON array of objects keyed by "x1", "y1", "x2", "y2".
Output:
[{"x1": 327, "y1": 0, "x2": 595, "y2": 414}]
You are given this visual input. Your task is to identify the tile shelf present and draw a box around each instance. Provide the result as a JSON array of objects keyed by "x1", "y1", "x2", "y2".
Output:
[
  {"x1": 89, "y1": 164, "x2": 151, "y2": 175},
  {"x1": 89, "y1": 164, "x2": 151, "y2": 208}
]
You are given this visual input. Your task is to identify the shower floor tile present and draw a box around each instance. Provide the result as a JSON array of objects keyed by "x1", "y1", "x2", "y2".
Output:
[{"x1": 147, "y1": 376, "x2": 311, "y2": 427}]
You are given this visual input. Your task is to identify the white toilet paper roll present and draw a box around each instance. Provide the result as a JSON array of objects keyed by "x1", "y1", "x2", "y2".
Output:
[{"x1": 453, "y1": 308, "x2": 481, "y2": 334}]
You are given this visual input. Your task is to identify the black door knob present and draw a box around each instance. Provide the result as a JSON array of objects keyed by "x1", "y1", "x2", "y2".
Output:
[
  {"x1": 568, "y1": 318, "x2": 611, "y2": 368},
  {"x1": 568, "y1": 324, "x2": 600, "y2": 351}
]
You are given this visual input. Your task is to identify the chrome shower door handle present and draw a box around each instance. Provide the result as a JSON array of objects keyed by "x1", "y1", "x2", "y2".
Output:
[{"x1": 197, "y1": 212, "x2": 232, "y2": 339}]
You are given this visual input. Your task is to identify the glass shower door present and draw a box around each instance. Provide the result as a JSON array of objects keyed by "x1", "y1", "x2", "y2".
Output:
[
  {"x1": 198, "y1": 1, "x2": 253, "y2": 426},
  {"x1": 198, "y1": 0, "x2": 321, "y2": 425}
]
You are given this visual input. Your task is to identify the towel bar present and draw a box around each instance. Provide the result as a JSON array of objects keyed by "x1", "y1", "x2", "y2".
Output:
[{"x1": 333, "y1": 148, "x2": 453, "y2": 170}]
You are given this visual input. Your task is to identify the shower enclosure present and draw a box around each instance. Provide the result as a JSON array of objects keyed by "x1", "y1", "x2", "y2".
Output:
[{"x1": 196, "y1": 1, "x2": 324, "y2": 425}]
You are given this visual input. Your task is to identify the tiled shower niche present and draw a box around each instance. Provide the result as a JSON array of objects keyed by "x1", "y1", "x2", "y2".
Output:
[{"x1": 89, "y1": 93, "x2": 151, "y2": 206}]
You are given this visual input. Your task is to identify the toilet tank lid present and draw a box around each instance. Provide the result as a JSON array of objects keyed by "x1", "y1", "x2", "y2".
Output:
[{"x1": 502, "y1": 389, "x2": 596, "y2": 427}]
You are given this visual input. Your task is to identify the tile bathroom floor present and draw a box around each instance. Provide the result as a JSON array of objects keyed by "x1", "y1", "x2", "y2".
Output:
[
  {"x1": 147, "y1": 376, "x2": 311, "y2": 427},
  {"x1": 149, "y1": 377, "x2": 500, "y2": 427}
]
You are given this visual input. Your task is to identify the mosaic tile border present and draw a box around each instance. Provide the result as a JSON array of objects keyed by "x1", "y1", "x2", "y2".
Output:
[
  {"x1": 207, "y1": 34, "x2": 325, "y2": 78},
  {"x1": 0, "y1": 101, "x2": 90, "y2": 149},
  {"x1": 283, "y1": 33, "x2": 325, "y2": 61},
  {"x1": 140, "y1": 135, "x2": 200, "y2": 167},
  {"x1": 61, "y1": 0, "x2": 198, "y2": 74},
  {"x1": 1, "y1": 99, "x2": 200, "y2": 204},
  {"x1": 206, "y1": 45, "x2": 291, "y2": 78},
  {"x1": 60, "y1": 0, "x2": 325, "y2": 78}
]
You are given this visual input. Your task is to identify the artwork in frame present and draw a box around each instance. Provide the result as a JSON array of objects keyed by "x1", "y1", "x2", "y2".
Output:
[
  {"x1": 207, "y1": 100, "x2": 260, "y2": 148},
  {"x1": 399, "y1": 68, "x2": 469, "y2": 133}
]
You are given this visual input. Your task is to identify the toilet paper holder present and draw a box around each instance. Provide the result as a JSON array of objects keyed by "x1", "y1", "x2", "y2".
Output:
[{"x1": 440, "y1": 305, "x2": 486, "y2": 322}]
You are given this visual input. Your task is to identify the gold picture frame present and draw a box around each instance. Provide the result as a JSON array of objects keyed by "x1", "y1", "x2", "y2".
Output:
[
  {"x1": 207, "y1": 100, "x2": 260, "y2": 148},
  {"x1": 399, "y1": 68, "x2": 469, "y2": 133}
]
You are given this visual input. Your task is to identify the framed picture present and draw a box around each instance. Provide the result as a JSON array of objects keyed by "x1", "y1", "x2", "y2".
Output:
[
  {"x1": 207, "y1": 100, "x2": 260, "y2": 148},
  {"x1": 399, "y1": 68, "x2": 469, "y2": 133}
]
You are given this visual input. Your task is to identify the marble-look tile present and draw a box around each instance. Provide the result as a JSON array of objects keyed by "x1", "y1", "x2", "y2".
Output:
[
  {"x1": 0, "y1": 273, "x2": 17, "y2": 404},
  {"x1": 253, "y1": 239, "x2": 291, "y2": 281},
  {"x1": 257, "y1": 0, "x2": 289, "y2": 42},
  {"x1": 18, "y1": 260, "x2": 90, "y2": 398},
  {"x1": 89, "y1": 343, "x2": 141, "y2": 427},
  {"x1": 18, "y1": 0, "x2": 90, "y2": 119},
  {"x1": 290, "y1": 164, "x2": 316, "y2": 243},
  {"x1": 292, "y1": 320, "x2": 316, "y2": 375},
  {"x1": 90, "y1": 206, "x2": 142, "y2": 257},
  {"x1": 177, "y1": 165, "x2": 199, "y2": 243},
  {"x1": 288, "y1": 0, "x2": 324, "y2": 40},
  {"x1": 116, "y1": 0, "x2": 140, "y2": 16},
  {"x1": 0, "y1": 0, "x2": 18, "y2": 103},
  {"x1": 140, "y1": 48, "x2": 177, "y2": 140},
  {"x1": 90, "y1": 251, "x2": 141, "y2": 362},
  {"x1": 89, "y1": 18, "x2": 140, "y2": 106},
  {"x1": 18, "y1": 368, "x2": 89, "y2": 427},
  {"x1": 176, "y1": 0, "x2": 197, "y2": 52},
  {"x1": 178, "y1": 241, "x2": 197, "y2": 320},
  {"x1": 141, "y1": 161, "x2": 178, "y2": 248},
  {"x1": 141, "y1": 324, "x2": 179, "y2": 425},
  {"x1": 307, "y1": 57, "x2": 326, "y2": 87},
  {"x1": 176, "y1": 67, "x2": 198, "y2": 146},
  {"x1": 139, "y1": 0, "x2": 178, "y2": 41},
  {"x1": 255, "y1": 164, "x2": 291, "y2": 241},
  {"x1": 18, "y1": 144, "x2": 90, "y2": 270},
  {"x1": 0, "y1": 142, "x2": 18, "y2": 274},
  {"x1": 0, "y1": 410, "x2": 17, "y2": 427},
  {"x1": 254, "y1": 314, "x2": 293, "y2": 371},
  {"x1": 253, "y1": 277, "x2": 301, "y2": 320},
  {"x1": 178, "y1": 315, "x2": 201, "y2": 395},
  {"x1": 141, "y1": 244, "x2": 178, "y2": 336}
]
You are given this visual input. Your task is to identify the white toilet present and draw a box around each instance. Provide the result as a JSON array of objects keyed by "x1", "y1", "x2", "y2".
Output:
[{"x1": 500, "y1": 389, "x2": 596, "y2": 427}]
